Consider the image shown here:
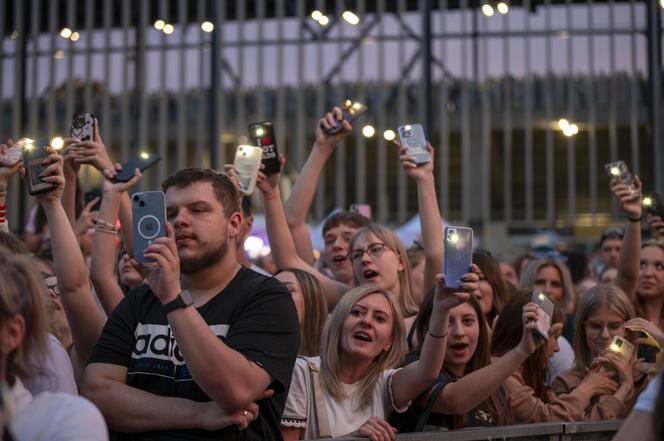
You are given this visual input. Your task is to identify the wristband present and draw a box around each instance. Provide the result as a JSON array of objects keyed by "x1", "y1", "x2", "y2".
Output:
[
  {"x1": 628, "y1": 215, "x2": 642, "y2": 222},
  {"x1": 95, "y1": 218, "x2": 117, "y2": 231},
  {"x1": 95, "y1": 226, "x2": 117, "y2": 235},
  {"x1": 429, "y1": 330, "x2": 448, "y2": 339},
  {"x1": 263, "y1": 191, "x2": 281, "y2": 201}
]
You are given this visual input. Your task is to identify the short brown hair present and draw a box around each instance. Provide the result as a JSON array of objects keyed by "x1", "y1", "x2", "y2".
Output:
[
  {"x1": 321, "y1": 211, "x2": 370, "y2": 236},
  {"x1": 162, "y1": 168, "x2": 241, "y2": 217}
]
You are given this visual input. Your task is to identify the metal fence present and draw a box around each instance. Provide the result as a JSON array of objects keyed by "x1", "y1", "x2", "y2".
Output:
[
  {"x1": 319, "y1": 420, "x2": 622, "y2": 441},
  {"x1": 1, "y1": 0, "x2": 662, "y2": 241}
]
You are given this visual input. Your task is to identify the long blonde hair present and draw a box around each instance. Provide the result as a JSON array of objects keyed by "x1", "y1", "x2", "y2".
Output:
[
  {"x1": 319, "y1": 285, "x2": 406, "y2": 410},
  {"x1": 520, "y1": 258, "x2": 577, "y2": 314},
  {"x1": 573, "y1": 284, "x2": 635, "y2": 370},
  {"x1": 349, "y1": 224, "x2": 418, "y2": 317},
  {"x1": 0, "y1": 249, "x2": 49, "y2": 382}
]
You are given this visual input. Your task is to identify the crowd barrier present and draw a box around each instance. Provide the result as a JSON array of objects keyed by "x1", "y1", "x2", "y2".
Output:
[{"x1": 321, "y1": 420, "x2": 623, "y2": 441}]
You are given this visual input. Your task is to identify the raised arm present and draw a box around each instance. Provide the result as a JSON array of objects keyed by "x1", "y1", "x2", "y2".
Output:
[
  {"x1": 81, "y1": 363, "x2": 260, "y2": 433},
  {"x1": 283, "y1": 108, "x2": 352, "y2": 264},
  {"x1": 0, "y1": 140, "x2": 22, "y2": 233},
  {"x1": 90, "y1": 167, "x2": 142, "y2": 314},
  {"x1": 397, "y1": 141, "x2": 444, "y2": 295},
  {"x1": 391, "y1": 270, "x2": 477, "y2": 408},
  {"x1": 431, "y1": 303, "x2": 554, "y2": 414},
  {"x1": 36, "y1": 152, "x2": 107, "y2": 373},
  {"x1": 257, "y1": 155, "x2": 349, "y2": 309},
  {"x1": 647, "y1": 213, "x2": 664, "y2": 241},
  {"x1": 614, "y1": 176, "x2": 643, "y2": 300}
]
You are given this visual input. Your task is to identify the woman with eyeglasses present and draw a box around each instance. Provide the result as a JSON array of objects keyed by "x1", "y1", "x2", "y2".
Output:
[
  {"x1": 491, "y1": 291, "x2": 618, "y2": 423},
  {"x1": 0, "y1": 249, "x2": 108, "y2": 440},
  {"x1": 611, "y1": 175, "x2": 664, "y2": 332},
  {"x1": 551, "y1": 285, "x2": 638, "y2": 419},
  {"x1": 281, "y1": 273, "x2": 477, "y2": 440}
]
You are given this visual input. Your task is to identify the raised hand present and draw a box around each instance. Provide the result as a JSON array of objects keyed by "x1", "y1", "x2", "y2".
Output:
[
  {"x1": 394, "y1": 140, "x2": 434, "y2": 181},
  {"x1": 256, "y1": 154, "x2": 284, "y2": 196},
  {"x1": 33, "y1": 151, "x2": 65, "y2": 204},
  {"x1": 579, "y1": 370, "x2": 619, "y2": 397},
  {"x1": 75, "y1": 196, "x2": 100, "y2": 237},
  {"x1": 646, "y1": 214, "x2": 664, "y2": 240},
  {"x1": 433, "y1": 264, "x2": 479, "y2": 312},
  {"x1": 130, "y1": 222, "x2": 181, "y2": 304},
  {"x1": 64, "y1": 119, "x2": 113, "y2": 172},
  {"x1": 610, "y1": 176, "x2": 642, "y2": 220},
  {"x1": 0, "y1": 139, "x2": 23, "y2": 183},
  {"x1": 102, "y1": 165, "x2": 142, "y2": 193},
  {"x1": 315, "y1": 107, "x2": 352, "y2": 153}
]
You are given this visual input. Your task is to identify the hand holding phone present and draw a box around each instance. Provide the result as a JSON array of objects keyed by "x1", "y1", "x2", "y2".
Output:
[
  {"x1": 111, "y1": 152, "x2": 161, "y2": 183},
  {"x1": 643, "y1": 193, "x2": 664, "y2": 219},
  {"x1": 22, "y1": 138, "x2": 58, "y2": 195},
  {"x1": 398, "y1": 124, "x2": 431, "y2": 165},
  {"x1": 323, "y1": 100, "x2": 368, "y2": 135},
  {"x1": 132, "y1": 191, "x2": 167, "y2": 263},
  {"x1": 0, "y1": 144, "x2": 22, "y2": 167},
  {"x1": 443, "y1": 226, "x2": 473, "y2": 290},
  {"x1": 605, "y1": 161, "x2": 638, "y2": 197},
  {"x1": 530, "y1": 290, "x2": 554, "y2": 342}
]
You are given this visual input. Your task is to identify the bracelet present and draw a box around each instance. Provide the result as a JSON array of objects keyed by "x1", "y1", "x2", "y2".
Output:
[
  {"x1": 429, "y1": 330, "x2": 448, "y2": 339},
  {"x1": 95, "y1": 226, "x2": 117, "y2": 235},
  {"x1": 628, "y1": 215, "x2": 642, "y2": 222},
  {"x1": 263, "y1": 191, "x2": 281, "y2": 201},
  {"x1": 95, "y1": 218, "x2": 117, "y2": 231}
]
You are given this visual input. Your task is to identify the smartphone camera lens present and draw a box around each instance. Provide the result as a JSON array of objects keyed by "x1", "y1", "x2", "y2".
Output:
[
  {"x1": 139, "y1": 201, "x2": 146, "y2": 207},
  {"x1": 133, "y1": 195, "x2": 140, "y2": 201}
]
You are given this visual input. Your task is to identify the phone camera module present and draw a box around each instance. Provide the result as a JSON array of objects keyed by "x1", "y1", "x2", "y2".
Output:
[
  {"x1": 138, "y1": 215, "x2": 161, "y2": 240},
  {"x1": 133, "y1": 195, "x2": 140, "y2": 202},
  {"x1": 139, "y1": 201, "x2": 146, "y2": 207}
]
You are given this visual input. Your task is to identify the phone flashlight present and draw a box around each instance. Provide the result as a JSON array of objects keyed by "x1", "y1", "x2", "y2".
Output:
[
  {"x1": 610, "y1": 166, "x2": 620, "y2": 176},
  {"x1": 254, "y1": 127, "x2": 264, "y2": 136},
  {"x1": 140, "y1": 152, "x2": 150, "y2": 160},
  {"x1": 50, "y1": 136, "x2": 64, "y2": 150},
  {"x1": 643, "y1": 196, "x2": 653, "y2": 208}
]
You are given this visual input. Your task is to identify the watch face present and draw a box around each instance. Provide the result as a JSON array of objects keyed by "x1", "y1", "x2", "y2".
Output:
[{"x1": 180, "y1": 290, "x2": 194, "y2": 306}]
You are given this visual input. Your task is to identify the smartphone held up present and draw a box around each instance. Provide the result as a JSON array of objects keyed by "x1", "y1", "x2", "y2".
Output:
[
  {"x1": 132, "y1": 191, "x2": 167, "y2": 263},
  {"x1": 443, "y1": 226, "x2": 473, "y2": 290},
  {"x1": 324, "y1": 99, "x2": 368, "y2": 135},
  {"x1": 248, "y1": 121, "x2": 280, "y2": 175},
  {"x1": 70, "y1": 113, "x2": 96, "y2": 142},
  {"x1": 397, "y1": 124, "x2": 430, "y2": 165},
  {"x1": 530, "y1": 290, "x2": 554, "y2": 343},
  {"x1": 233, "y1": 145, "x2": 263, "y2": 195},
  {"x1": 22, "y1": 138, "x2": 58, "y2": 196}
]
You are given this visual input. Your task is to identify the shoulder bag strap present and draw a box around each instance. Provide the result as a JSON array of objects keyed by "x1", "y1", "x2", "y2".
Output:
[
  {"x1": 414, "y1": 380, "x2": 447, "y2": 432},
  {"x1": 302, "y1": 358, "x2": 332, "y2": 439}
]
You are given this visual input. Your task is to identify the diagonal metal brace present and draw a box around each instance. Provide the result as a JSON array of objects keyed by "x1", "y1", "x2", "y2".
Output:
[{"x1": 323, "y1": 15, "x2": 380, "y2": 84}]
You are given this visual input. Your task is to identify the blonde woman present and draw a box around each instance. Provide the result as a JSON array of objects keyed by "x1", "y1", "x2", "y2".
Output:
[
  {"x1": 552, "y1": 285, "x2": 637, "y2": 419},
  {"x1": 281, "y1": 273, "x2": 477, "y2": 441}
]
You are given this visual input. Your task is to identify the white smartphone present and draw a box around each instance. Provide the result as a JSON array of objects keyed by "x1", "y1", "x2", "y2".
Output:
[
  {"x1": 398, "y1": 124, "x2": 430, "y2": 165},
  {"x1": 233, "y1": 145, "x2": 263, "y2": 195}
]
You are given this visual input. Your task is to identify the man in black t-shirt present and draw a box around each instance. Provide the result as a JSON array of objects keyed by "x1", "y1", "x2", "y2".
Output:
[{"x1": 81, "y1": 168, "x2": 299, "y2": 441}]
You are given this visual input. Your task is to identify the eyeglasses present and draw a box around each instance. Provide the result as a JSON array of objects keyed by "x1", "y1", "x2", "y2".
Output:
[
  {"x1": 42, "y1": 275, "x2": 60, "y2": 298},
  {"x1": 584, "y1": 320, "x2": 624, "y2": 335},
  {"x1": 349, "y1": 243, "x2": 389, "y2": 262}
]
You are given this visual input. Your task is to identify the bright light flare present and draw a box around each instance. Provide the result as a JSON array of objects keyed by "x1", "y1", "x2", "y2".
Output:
[
  {"x1": 154, "y1": 20, "x2": 165, "y2": 30},
  {"x1": 70, "y1": 31, "x2": 80, "y2": 42},
  {"x1": 50, "y1": 137, "x2": 64, "y2": 150},
  {"x1": 318, "y1": 15, "x2": 330, "y2": 26},
  {"x1": 342, "y1": 10, "x2": 360, "y2": 25},
  {"x1": 383, "y1": 129, "x2": 396, "y2": 141},
  {"x1": 558, "y1": 118, "x2": 570, "y2": 130},
  {"x1": 362, "y1": 125, "x2": 375, "y2": 138},
  {"x1": 481, "y1": 4, "x2": 495, "y2": 16},
  {"x1": 60, "y1": 27, "x2": 72, "y2": 38},
  {"x1": 311, "y1": 10, "x2": 323, "y2": 21},
  {"x1": 163, "y1": 24, "x2": 174, "y2": 35},
  {"x1": 563, "y1": 123, "x2": 579, "y2": 137},
  {"x1": 643, "y1": 196, "x2": 653, "y2": 207},
  {"x1": 140, "y1": 152, "x2": 150, "y2": 160},
  {"x1": 497, "y1": 2, "x2": 509, "y2": 14},
  {"x1": 201, "y1": 21, "x2": 214, "y2": 32}
]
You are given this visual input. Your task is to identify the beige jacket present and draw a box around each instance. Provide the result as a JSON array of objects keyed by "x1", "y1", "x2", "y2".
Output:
[{"x1": 504, "y1": 370, "x2": 591, "y2": 424}]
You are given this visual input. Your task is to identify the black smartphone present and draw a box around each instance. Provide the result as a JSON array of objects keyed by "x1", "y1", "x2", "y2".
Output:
[
  {"x1": 637, "y1": 343, "x2": 660, "y2": 363},
  {"x1": 443, "y1": 226, "x2": 473, "y2": 290},
  {"x1": 84, "y1": 189, "x2": 103, "y2": 212},
  {"x1": 70, "y1": 113, "x2": 96, "y2": 142},
  {"x1": 111, "y1": 152, "x2": 161, "y2": 183},
  {"x1": 22, "y1": 138, "x2": 57, "y2": 195},
  {"x1": 643, "y1": 192, "x2": 664, "y2": 219},
  {"x1": 324, "y1": 99, "x2": 368, "y2": 135},
  {"x1": 248, "y1": 121, "x2": 280, "y2": 175},
  {"x1": 132, "y1": 191, "x2": 167, "y2": 263}
]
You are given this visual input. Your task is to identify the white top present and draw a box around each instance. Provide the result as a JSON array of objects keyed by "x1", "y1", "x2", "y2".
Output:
[
  {"x1": 634, "y1": 370, "x2": 662, "y2": 413},
  {"x1": 281, "y1": 356, "x2": 408, "y2": 440},
  {"x1": 8, "y1": 377, "x2": 108, "y2": 441},
  {"x1": 547, "y1": 336, "x2": 575, "y2": 384},
  {"x1": 23, "y1": 334, "x2": 77, "y2": 395}
]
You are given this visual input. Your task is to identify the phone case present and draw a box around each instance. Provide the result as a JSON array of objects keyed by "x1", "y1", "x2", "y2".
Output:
[
  {"x1": 248, "y1": 121, "x2": 280, "y2": 175},
  {"x1": 22, "y1": 138, "x2": 57, "y2": 195},
  {"x1": 608, "y1": 335, "x2": 635, "y2": 360},
  {"x1": 112, "y1": 153, "x2": 162, "y2": 183},
  {"x1": 70, "y1": 113, "x2": 96, "y2": 141},
  {"x1": 233, "y1": 145, "x2": 263, "y2": 195},
  {"x1": 443, "y1": 226, "x2": 473, "y2": 290},
  {"x1": 531, "y1": 289, "x2": 554, "y2": 341},
  {"x1": 637, "y1": 343, "x2": 660, "y2": 363},
  {"x1": 325, "y1": 99, "x2": 368, "y2": 135},
  {"x1": 398, "y1": 124, "x2": 430, "y2": 165},
  {"x1": 0, "y1": 145, "x2": 22, "y2": 166},
  {"x1": 643, "y1": 192, "x2": 664, "y2": 219},
  {"x1": 132, "y1": 191, "x2": 167, "y2": 263},
  {"x1": 349, "y1": 204, "x2": 372, "y2": 219}
]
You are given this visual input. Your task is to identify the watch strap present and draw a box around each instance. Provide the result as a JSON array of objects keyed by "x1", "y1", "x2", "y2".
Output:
[{"x1": 162, "y1": 290, "x2": 193, "y2": 315}]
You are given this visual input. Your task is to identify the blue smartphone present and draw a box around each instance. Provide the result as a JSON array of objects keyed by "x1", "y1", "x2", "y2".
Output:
[
  {"x1": 443, "y1": 226, "x2": 473, "y2": 290},
  {"x1": 398, "y1": 124, "x2": 430, "y2": 165},
  {"x1": 132, "y1": 191, "x2": 167, "y2": 263}
]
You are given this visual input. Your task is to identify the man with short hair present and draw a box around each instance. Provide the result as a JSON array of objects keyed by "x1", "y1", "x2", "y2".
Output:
[
  {"x1": 81, "y1": 168, "x2": 299, "y2": 441},
  {"x1": 597, "y1": 227, "x2": 624, "y2": 274},
  {"x1": 319, "y1": 211, "x2": 370, "y2": 285}
]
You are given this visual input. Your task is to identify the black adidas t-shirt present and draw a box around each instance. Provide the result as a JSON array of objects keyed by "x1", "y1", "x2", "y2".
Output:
[{"x1": 89, "y1": 267, "x2": 300, "y2": 441}]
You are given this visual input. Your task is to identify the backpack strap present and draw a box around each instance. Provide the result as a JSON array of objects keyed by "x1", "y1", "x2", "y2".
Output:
[
  {"x1": 300, "y1": 357, "x2": 332, "y2": 439},
  {"x1": 414, "y1": 380, "x2": 447, "y2": 432}
]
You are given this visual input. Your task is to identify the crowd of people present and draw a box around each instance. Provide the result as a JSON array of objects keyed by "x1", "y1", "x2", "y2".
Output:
[{"x1": 0, "y1": 106, "x2": 663, "y2": 441}]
